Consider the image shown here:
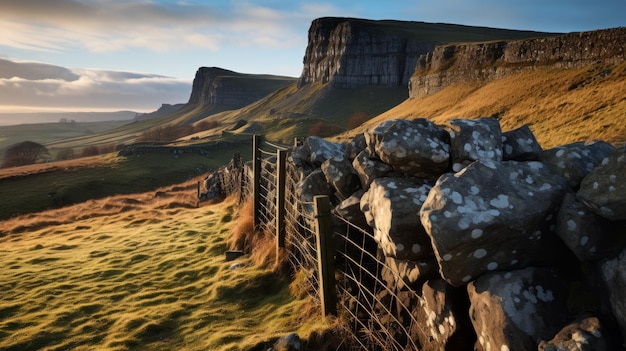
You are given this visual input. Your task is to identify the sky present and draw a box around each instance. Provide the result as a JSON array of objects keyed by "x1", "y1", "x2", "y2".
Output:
[{"x1": 0, "y1": 0, "x2": 624, "y2": 120}]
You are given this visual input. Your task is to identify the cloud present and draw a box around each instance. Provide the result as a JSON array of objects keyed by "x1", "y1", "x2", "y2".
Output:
[{"x1": 0, "y1": 58, "x2": 191, "y2": 113}]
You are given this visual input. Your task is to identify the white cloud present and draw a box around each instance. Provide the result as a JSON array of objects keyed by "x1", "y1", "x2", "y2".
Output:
[{"x1": 0, "y1": 58, "x2": 191, "y2": 112}]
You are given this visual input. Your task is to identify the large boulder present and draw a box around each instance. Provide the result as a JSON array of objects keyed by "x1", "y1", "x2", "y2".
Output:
[
  {"x1": 334, "y1": 190, "x2": 368, "y2": 229},
  {"x1": 361, "y1": 177, "x2": 433, "y2": 261},
  {"x1": 468, "y1": 267, "x2": 570, "y2": 351},
  {"x1": 414, "y1": 278, "x2": 474, "y2": 351},
  {"x1": 542, "y1": 141, "x2": 615, "y2": 189},
  {"x1": 381, "y1": 255, "x2": 438, "y2": 290},
  {"x1": 420, "y1": 160, "x2": 568, "y2": 287},
  {"x1": 447, "y1": 118, "x2": 503, "y2": 172},
  {"x1": 291, "y1": 136, "x2": 345, "y2": 168},
  {"x1": 556, "y1": 193, "x2": 615, "y2": 262},
  {"x1": 352, "y1": 149, "x2": 394, "y2": 190},
  {"x1": 295, "y1": 168, "x2": 333, "y2": 205},
  {"x1": 501, "y1": 124, "x2": 543, "y2": 161},
  {"x1": 321, "y1": 155, "x2": 360, "y2": 200},
  {"x1": 600, "y1": 248, "x2": 626, "y2": 341},
  {"x1": 538, "y1": 316, "x2": 619, "y2": 351},
  {"x1": 578, "y1": 147, "x2": 626, "y2": 221},
  {"x1": 365, "y1": 119, "x2": 450, "y2": 179},
  {"x1": 343, "y1": 133, "x2": 367, "y2": 160}
]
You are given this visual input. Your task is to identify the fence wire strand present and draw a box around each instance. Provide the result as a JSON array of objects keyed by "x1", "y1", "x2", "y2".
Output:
[{"x1": 217, "y1": 137, "x2": 427, "y2": 350}]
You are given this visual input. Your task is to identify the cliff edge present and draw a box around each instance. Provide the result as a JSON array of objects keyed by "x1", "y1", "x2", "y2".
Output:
[
  {"x1": 410, "y1": 27, "x2": 626, "y2": 98},
  {"x1": 187, "y1": 67, "x2": 295, "y2": 107},
  {"x1": 298, "y1": 17, "x2": 555, "y2": 89}
]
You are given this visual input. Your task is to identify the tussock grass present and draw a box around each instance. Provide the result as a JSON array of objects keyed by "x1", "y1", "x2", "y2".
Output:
[
  {"x1": 334, "y1": 61, "x2": 626, "y2": 148},
  {"x1": 0, "y1": 180, "x2": 330, "y2": 350}
]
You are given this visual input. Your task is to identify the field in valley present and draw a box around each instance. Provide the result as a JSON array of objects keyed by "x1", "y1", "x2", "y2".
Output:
[{"x1": 0, "y1": 179, "x2": 326, "y2": 351}]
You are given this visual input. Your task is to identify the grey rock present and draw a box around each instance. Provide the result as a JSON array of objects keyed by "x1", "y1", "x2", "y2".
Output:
[
  {"x1": 344, "y1": 133, "x2": 367, "y2": 160},
  {"x1": 447, "y1": 118, "x2": 503, "y2": 172},
  {"x1": 361, "y1": 178, "x2": 433, "y2": 260},
  {"x1": 414, "y1": 278, "x2": 474, "y2": 351},
  {"x1": 542, "y1": 141, "x2": 615, "y2": 189},
  {"x1": 272, "y1": 333, "x2": 301, "y2": 351},
  {"x1": 420, "y1": 160, "x2": 567, "y2": 287},
  {"x1": 307, "y1": 136, "x2": 345, "y2": 166},
  {"x1": 468, "y1": 267, "x2": 569, "y2": 351},
  {"x1": 578, "y1": 147, "x2": 626, "y2": 220},
  {"x1": 321, "y1": 155, "x2": 361, "y2": 200},
  {"x1": 351, "y1": 149, "x2": 393, "y2": 190},
  {"x1": 381, "y1": 255, "x2": 438, "y2": 290},
  {"x1": 502, "y1": 124, "x2": 543, "y2": 161},
  {"x1": 366, "y1": 119, "x2": 450, "y2": 179},
  {"x1": 539, "y1": 316, "x2": 618, "y2": 351},
  {"x1": 556, "y1": 193, "x2": 613, "y2": 262},
  {"x1": 334, "y1": 190, "x2": 369, "y2": 229},
  {"x1": 600, "y1": 248, "x2": 626, "y2": 341},
  {"x1": 296, "y1": 168, "x2": 333, "y2": 206}
]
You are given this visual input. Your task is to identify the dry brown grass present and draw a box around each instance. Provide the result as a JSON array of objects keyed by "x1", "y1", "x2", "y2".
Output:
[{"x1": 335, "y1": 61, "x2": 626, "y2": 149}]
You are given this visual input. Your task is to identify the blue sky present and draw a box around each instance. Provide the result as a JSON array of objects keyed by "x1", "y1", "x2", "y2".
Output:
[{"x1": 0, "y1": 0, "x2": 623, "y2": 116}]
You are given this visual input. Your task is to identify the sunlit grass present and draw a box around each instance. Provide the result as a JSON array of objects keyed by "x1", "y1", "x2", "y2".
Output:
[
  {"x1": 335, "y1": 61, "x2": 626, "y2": 149},
  {"x1": 0, "y1": 180, "x2": 327, "y2": 351}
]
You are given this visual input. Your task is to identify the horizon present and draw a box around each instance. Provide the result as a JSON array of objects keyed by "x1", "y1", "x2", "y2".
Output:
[{"x1": 1, "y1": 0, "x2": 624, "y2": 122}]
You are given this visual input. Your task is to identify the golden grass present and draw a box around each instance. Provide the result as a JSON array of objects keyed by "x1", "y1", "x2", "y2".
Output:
[
  {"x1": 335, "y1": 61, "x2": 626, "y2": 149},
  {"x1": 0, "y1": 180, "x2": 330, "y2": 350}
]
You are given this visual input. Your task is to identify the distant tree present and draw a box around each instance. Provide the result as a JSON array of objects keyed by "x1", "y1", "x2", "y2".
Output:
[
  {"x1": 1, "y1": 141, "x2": 49, "y2": 168},
  {"x1": 55, "y1": 148, "x2": 75, "y2": 161},
  {"x1": 81, "y1": 145, "x2": 100, "y2": 157}
]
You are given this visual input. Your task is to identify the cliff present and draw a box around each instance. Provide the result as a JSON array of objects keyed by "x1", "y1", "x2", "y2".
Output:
[
  {"x1": 410, "y1": 27, "x2": 626, "y2": 97},
  {"x1": 187, "y1": 67, "x2": 295, "y2": 107},
  {"x1": 298, "y1": 17, "x2": 554, "y2": 89}
]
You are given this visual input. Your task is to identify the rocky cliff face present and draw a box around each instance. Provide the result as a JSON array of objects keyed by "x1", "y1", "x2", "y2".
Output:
[
  {"x1": 187, "y1": 67, "x2": 295, "y2": 107},
  {"x1": 410, "y1": 27, "x2": 626, "y2": 98},
  {"x1": 298, "y1": 17, "x2": 553, "y2": 89}
]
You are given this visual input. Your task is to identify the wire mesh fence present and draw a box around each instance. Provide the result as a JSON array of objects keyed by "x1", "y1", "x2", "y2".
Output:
[{"x1": 215, "y1": 135, "x2": 426, "y2": 350}]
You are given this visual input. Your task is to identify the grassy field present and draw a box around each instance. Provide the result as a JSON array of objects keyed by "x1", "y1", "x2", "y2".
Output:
[
  {"x1": 0, "y1": 137, "x2": 252, "y2": 221},
  {"x1": 0, "y1": 181, "x2": 328, "y2": 351},
  {"x1": 335, "y1": 61, "x2": 626, "y2": 148}
]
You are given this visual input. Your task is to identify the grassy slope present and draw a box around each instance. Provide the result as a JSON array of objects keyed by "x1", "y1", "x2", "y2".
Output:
[
  {"x1": 335, "y1": 61, "x2": 626, "y2": 148},
  {"x1": 0, "y1": 182, "x2": 325, "y2": 351},
  {"x1": 0, "y1": 137, "x2": 251, "y2": 220}
]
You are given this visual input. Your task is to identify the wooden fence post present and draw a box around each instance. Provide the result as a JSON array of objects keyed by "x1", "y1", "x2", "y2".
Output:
[
  {"x1": 252, "y1": 135, "x2": 262, "y2": 232},
  {"x1": 276, "y1": 149, "x2": 287, "y2": 254},
  {"x1": 314, "y1": 195, "x2": 337, "y2": 317}
]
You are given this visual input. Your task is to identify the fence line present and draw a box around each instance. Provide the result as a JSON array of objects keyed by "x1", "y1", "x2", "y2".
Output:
[{"x1": 215, "y1": 134, "x2": 425, "y2": 350}]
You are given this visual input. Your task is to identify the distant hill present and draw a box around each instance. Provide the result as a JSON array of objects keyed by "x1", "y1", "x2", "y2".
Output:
[{"x1": 0, "y1": 111, "x2": 136, "y2": 126}]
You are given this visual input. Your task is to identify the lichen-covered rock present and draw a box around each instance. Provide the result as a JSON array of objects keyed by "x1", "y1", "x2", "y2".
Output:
[
  {"x1": 296, "y1": 168, "x2": 333, "y2": 205},
  {"x1": 556, "y1": 193, "x2": 614, "y2": 262},
  {"x1": 334, "y1": 190, "x2": 368, "y2": 229},
  {"x1": 542, "y1": 141, "x2": 615, "y2": 189},
  {"x1": 538, "y1": 316, "x2": 618, "y2": 351},
  {"x1": 321, "y1": 155, "x2": 360, "y2": 200},
  {"x1": 343, "y1": 133, "x2": 367, "y2": 160},
  {"x1": 447, "y1": 118, "x2": 503, "y2": 172},
  {"x1": 365, "y1": 119, "x2": 450, "y2": 179},
  {"x1": 468, "y1": 267, "x2": 569, "y2": 351},
  {"x1": 578, "y1": 147, "x2": 626, "y2": 221},
  {"x1": 292, "y1": 136, "x2": 345, "y2": 168},
  {"x1": 502, "y1": 124, "x2": 543, "y2": 161},
  {"x1": 420, "y1": 160, "x2": 567, "y2": 287},
  {"x1": 351, "y1": 149, "x2": 393, "y2": 190},
  {"x1": 600, "y1": 248, "x2": 626, "y2": 341},
  {"x1": 361, "y1": 177, "x2": 433, "y2": 260},
  {"x1": 415, "y1": 278, "x2": 474, "y2": 351},
  {"x1": 381, "y1": 255, "x2": 438, "y2": 290}
]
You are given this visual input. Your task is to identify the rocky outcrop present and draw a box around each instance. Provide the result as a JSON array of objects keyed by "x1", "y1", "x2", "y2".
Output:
[
  {"x1": 134, "y1": 103, "x2": 185, "y2": 121},
  {"x1": 187, "y1": 67, "x2": 295, "y2": 107},
  {"x1": 411, "y1": 27, "x2": 626, "y2": 97},
  {"x1": 290, "y1": 116, "x2": 626, "y2": 349},
  {"x1": 298, "y1": 18, "x2": 553, "y2": 89}
]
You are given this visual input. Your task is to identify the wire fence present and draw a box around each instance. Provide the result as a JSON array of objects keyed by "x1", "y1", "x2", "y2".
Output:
[{"x1": 215, "y1": 135, "x2": 425, "y2": 350}]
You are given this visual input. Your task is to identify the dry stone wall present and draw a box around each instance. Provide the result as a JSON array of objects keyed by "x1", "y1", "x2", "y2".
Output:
[{"x1": 291, "y1": 118, "x2": 626, "y2": 350}]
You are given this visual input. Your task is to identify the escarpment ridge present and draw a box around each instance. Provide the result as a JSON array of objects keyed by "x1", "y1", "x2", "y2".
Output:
[
  {"x1": 187, "y1": 67, "x2": 296, "y2": 107},
  {"x1": 410, "y1": 27, "x2": 626, "y2": 97},
  {"x1": 298, "y1": 17, "x2": 556, "y2": 89}
]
